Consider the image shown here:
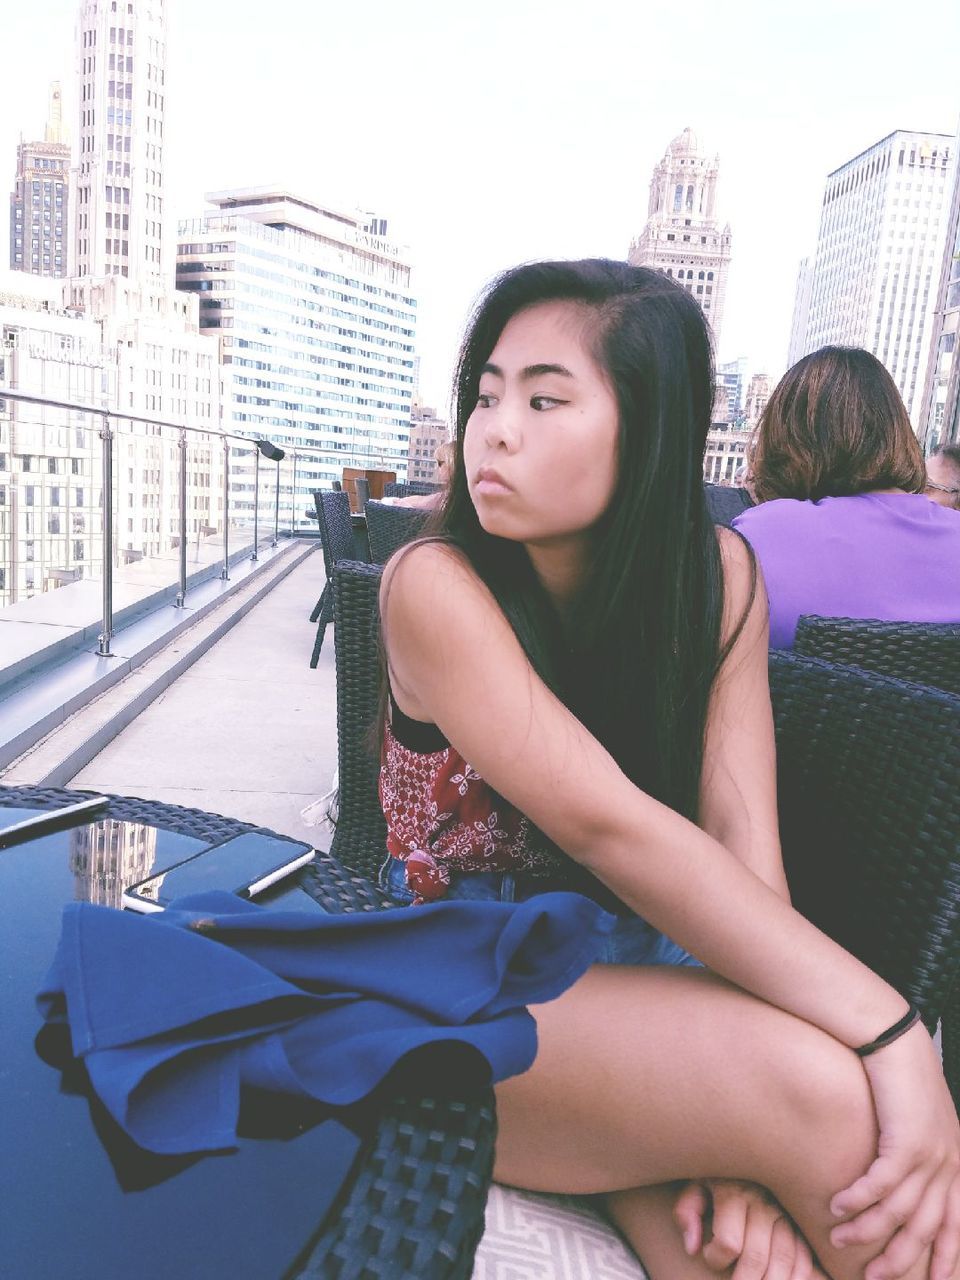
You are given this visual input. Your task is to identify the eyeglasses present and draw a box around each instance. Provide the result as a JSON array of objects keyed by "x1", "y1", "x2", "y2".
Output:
[{"x1": 925, "y1": 479, "x2": 960, "y2": 499}]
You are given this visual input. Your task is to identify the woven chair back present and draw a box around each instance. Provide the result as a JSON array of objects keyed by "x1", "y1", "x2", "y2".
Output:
[
  {"x1": 382, "y1": 480, "x2": 442, "y2": 499},
  {"x1": 794, "y1": 615, "x2": 960, "y2": 697},
  {"x1": 703, "y1": 482, "x2": 754, "y2": 527},
  {"x1": 313, "y1": 490, "x2": 355, "y2": 580},
  {"x1": 353, "y1": 477, "x2": 371, "y2": 508},
  {"x1": 365, "y1": 500, "x2": 429, "y2": 564},
  {"x1": 769, "y1": 649, "x2": 960, "y2": 1032},
  {"x1": 330, "y1": 561, "x2": 389, "y2": 881}
]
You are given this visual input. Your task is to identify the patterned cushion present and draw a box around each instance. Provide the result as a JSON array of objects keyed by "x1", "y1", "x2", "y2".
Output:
[{"x1": 472, "y1": 1184, "x2": 649, "y2": 1278}]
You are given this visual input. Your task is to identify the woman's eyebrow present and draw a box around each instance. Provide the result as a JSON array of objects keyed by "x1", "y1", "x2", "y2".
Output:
[{"x1": 480, "y1": 362, "x2": 575, "y2": 380}]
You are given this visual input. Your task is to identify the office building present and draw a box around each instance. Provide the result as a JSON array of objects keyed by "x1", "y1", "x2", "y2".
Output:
[
  {"x1": 718, "y1": 356, "x2": 747, "y2": 422},
  {"x1": 177, "y1": 188, "x2": 417, "y2": 511},
  {"x1": 744, "y1": 372, "x2": 772, "y2": 425},
  {"x1": 786, "y1": 257, "x2": 813, "y2": 369},
  {"x1": 9, "y1": 83, "x2": 71, "y2": 279},
  {"x1": 628, "y1": 127, "x2": 733, "y2": 348},
  {"x1": 407, "y1": 403, "x2": 449, "y2": 484},
  {"x1": 0, "y1": 271, "x2": 115, "y2": 608},
  {"x1": 918, "y1": 120, "x2": 960, "y2": 449},
  {"x1": 802, "y1": 129, "x2": 954, "y2": 425},
  {"x1": 703, "y1": 423, "x2": 752, "y2": 486},
  {"x1": 71, "y1": 0, "x2": 169, "y2": 284}
]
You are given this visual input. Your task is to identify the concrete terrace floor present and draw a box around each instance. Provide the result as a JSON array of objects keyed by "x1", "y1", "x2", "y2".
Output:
[{"x1": 70, "y1": 546, "x2": 340, "y2": 848}]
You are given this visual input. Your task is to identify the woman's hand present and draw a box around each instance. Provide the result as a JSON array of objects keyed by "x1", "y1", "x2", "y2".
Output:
[
  {"x1": 829, "y1": 1023, "x2": 960, "y2": 1280},
  {"x1": 674, "y1": 1179, "x2": 827, "y2": 1279}
]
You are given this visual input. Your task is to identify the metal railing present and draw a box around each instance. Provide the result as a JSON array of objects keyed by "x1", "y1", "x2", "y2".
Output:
[{"x1": 0, "y1": 387, "x2": 391, "y2": 659}]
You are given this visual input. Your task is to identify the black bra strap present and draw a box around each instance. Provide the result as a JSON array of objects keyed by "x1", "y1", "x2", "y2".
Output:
[{"x1": 388, "y1": 692, "x2": 449, "y2": 754}]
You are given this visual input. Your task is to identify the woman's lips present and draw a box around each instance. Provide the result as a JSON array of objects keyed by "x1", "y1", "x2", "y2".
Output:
[{"x1": 474, "y1": 468, "x2": 512, "y2": 496}]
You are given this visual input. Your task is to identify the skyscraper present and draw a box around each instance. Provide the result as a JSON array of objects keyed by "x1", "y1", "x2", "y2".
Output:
[
  {"x1": 802, "y1": 130, "x2": 954, "y2": 425},
  {"x1": 628, "y1": 128, "x2": 733, "y2": 348},
  {"x1": 918, "y1": 119, "x2": 960, "y2": 449},
  {"x1": 9, "y1": 83, "x2": 71, "y2": 278},
  {"x1": 71, "y1": 0, "x2": 168, "y2": 284}
]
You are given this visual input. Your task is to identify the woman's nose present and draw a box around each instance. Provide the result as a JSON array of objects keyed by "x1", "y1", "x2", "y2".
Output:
[{"x1": 482, "y1": 403, "x2": 520, "y2": 452}]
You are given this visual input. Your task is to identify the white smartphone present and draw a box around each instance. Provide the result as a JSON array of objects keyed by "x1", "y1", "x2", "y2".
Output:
[{"x1": 121, "y1": 832, "x2": 316, "y2": 913}]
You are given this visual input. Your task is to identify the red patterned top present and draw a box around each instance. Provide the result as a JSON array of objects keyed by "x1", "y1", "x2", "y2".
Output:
[{"x1": 379, "y1": 695, "x2": 557, "y2": 902}]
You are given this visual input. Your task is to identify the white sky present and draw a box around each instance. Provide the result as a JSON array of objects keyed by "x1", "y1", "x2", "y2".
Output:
[{"x1": 2, "y1": 0, "x2": 959, "y2": 412}]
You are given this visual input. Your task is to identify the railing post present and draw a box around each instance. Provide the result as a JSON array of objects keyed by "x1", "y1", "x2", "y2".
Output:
[
  {"x1": 97, "y1": 413, "x2": 114, "y2": 657},
  {"x1": 220, "y1": 436, "x2": 230, "y2": 581},
  {"x1": 273, "y1": 460, "x2": 280, "y2": 547},
  {"x1": 251, "y1": 447, "x2": 260, "y2": 562},
  {"x1": 175, "y1": 427, "x2": 188, "y2": 607},
  {"x1": 291, "y1": 452, "x2": 298, "y2": 535}
]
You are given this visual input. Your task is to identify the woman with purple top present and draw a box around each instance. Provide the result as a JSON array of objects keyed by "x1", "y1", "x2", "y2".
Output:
[{"x1": 732, "y1": 347, "x2": 960, "y2": 649}]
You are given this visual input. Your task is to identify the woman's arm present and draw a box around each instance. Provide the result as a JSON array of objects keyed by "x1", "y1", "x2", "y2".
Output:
[
  {"x1": 698, "y1": 530, "x2": 789, "y2": 900},
  {"x1": 382, "y1": 540, "x2": 898, "y2": 1041}
]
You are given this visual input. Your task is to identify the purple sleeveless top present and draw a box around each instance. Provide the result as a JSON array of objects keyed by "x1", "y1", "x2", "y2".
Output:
[{"x1": 732, "y1": 493, "x2": 960, "y2": 649}]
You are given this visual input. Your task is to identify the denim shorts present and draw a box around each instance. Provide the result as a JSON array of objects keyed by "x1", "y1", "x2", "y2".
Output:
[{"x1": 378, "y1": 856, "x2": 701, "y2": 968}]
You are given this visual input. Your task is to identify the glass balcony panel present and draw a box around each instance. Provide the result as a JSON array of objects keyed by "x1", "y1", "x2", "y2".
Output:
[
  {"x1": 111, "y1": 417, "x2": 183, "y2": 603},
  {"x1": 227, "y1": 440, "x2": 257, "y2": 556},
  {"x1": 0, "y1": 401, "x2": 107, "y2": 675}
]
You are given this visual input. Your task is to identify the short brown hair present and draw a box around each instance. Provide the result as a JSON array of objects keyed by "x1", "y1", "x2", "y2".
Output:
[{"x1": 749, "y1": 346, "x2": 925, "y2": 503}]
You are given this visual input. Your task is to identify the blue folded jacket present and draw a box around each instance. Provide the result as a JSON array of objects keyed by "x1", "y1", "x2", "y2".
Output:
[{"x1": 37, "y1": 889, "x2": 614, "y2": 1156}]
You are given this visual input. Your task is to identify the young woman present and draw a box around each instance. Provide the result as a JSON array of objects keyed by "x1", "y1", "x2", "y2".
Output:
[
  {"x1": 377, "y1": 261, "x2": 960, "y2": 1280},
  {"x1": 732, "y1": 347, "x2": 960, "y2": 648}
]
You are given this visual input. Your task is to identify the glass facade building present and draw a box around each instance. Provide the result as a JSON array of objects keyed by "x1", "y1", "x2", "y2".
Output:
[
  {"x1": 177, "y1": 190, "x2": 417, "y2": 507},
  {"x1": 918, "y1": 121, "x2": 960, "y2": 449}
]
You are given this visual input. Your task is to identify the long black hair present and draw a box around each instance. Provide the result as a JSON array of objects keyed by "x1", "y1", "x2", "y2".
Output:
[{"x1": 399, "y1": 259, "x2": 750, "y2": 822}]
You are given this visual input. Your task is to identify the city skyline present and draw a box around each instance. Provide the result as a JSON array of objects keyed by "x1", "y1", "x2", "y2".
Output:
[{"x1": 1, "y1": 0, "x2": 958, "y2": 410}]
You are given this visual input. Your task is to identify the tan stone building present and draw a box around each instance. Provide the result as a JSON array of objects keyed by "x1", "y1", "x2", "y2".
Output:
[
  {"x1": 744, "y1": 372, "x2": 772, "y2": 425},
  {"x1": 407, "y1": 403, "x2": 449, "y2": 484},
  {"x1": 628, "y1": 128, "x2": 733, "y2": 349},
  {"x1": 9, "y1": 83, "x2": 70, "y2": 278}
]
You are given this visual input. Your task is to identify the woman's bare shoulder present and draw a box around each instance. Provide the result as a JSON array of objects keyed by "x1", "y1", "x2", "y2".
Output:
[
  {"x1": 715, "y1": 525, "x2": 768, "y2": 651},
  {"x1": 380, "y1": 538, "x2": 483, "y2": 614},
  {"x1": 379, "y1": 539, "x2": 510, "y2": 662}
]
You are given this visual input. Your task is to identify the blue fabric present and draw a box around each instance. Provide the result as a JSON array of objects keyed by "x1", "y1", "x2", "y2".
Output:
[
  {"x1": 37, "y1": 889, "x2": 614, "y2": 1157},
  {"x1": 380, "y1": 858, "x2": 701, "y2": 967}
]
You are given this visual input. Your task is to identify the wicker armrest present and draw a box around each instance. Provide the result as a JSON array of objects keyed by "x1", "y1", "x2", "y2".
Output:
[{"x1": 794, "y1": 615, "x2": 960, "y2": 697}]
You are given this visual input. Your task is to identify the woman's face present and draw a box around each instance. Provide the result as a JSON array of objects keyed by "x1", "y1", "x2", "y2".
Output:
[
  {"x1": 463, "y1": 301, "x2": 620, "y2": 547},
  {"x1": 924, "y1": 453, "x2": 960, "y2": 509}
]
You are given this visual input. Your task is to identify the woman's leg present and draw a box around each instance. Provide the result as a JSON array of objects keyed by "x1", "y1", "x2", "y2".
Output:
[{"x1": 493, "y1": 965, "x2": 941, "y2": 1280}]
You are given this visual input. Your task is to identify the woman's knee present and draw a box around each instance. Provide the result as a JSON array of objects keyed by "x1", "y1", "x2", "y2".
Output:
[{"x1": 764, "y1": 1015, "x2": 877, "y2": 1186}]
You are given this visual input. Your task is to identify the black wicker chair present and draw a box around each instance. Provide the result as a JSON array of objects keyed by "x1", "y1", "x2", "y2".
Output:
[
  {"x1": 0, "y1": 782, "x2": 495, "y2": 1279},
  {"x1": 328, "y1": 561, "x2": 960, "y2": 1105},
  {"x1": 309, "y1": 489, "x2": 363, "y2": 669},
  {"x1": 330, "y1": 561, "x2": 390, "y2": 883},
  {"x1": 704, "y1": 482, "x2": 754, "y2": 527},
  {"x1": 382, "y1": 480, "x2": 442, "y2": 499},
  {"x1": 768, "y1": 650, "x2": 960, "y2": 1106},
  {"x1": 364, "y1": 499, "x2": 430, "y2": 565},
  {"x1": 794, "y1": 615, "x2": 960, "y2": 698}
]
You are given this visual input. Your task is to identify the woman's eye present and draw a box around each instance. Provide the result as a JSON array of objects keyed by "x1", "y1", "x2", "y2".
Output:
[
  {"x1": 476, "y1": 392, "x2": 497, "y2": 409},
  {"x1": 531, "y1": 396, "x2": 562, "y2": 411}
]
